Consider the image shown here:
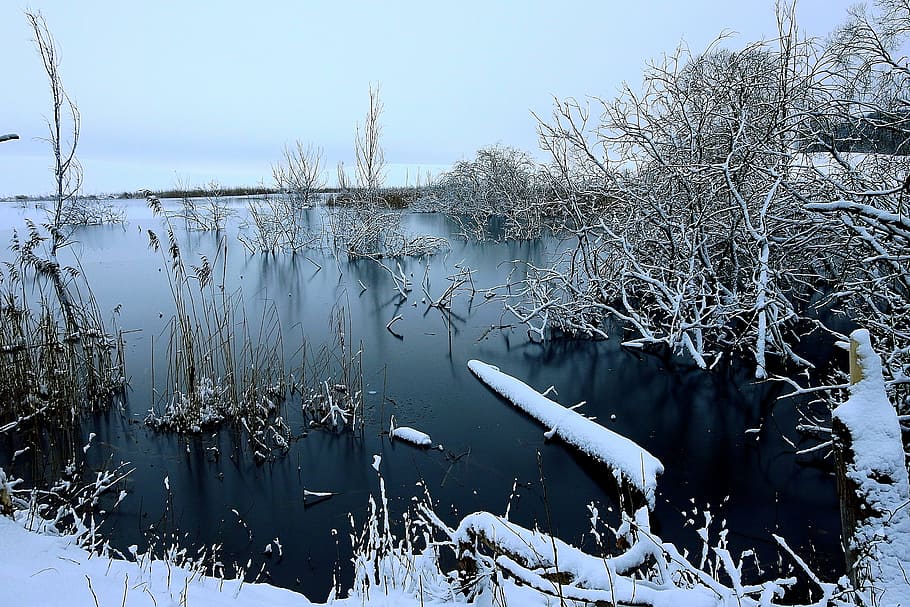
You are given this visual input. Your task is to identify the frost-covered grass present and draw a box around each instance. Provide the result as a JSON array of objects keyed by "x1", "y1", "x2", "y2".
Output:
[
  {"x1": 0, "y1": 225, "x2": 125, "y2": 440},
  {"x1": 145, "y1": 195, "x2": 291, "y2": 461},
  {"x1": 294, "y1": 307, "x2": 365, "y2": 434},
  {"x1": 325, "y1": 203, "x2": 449, "y2": 259}
]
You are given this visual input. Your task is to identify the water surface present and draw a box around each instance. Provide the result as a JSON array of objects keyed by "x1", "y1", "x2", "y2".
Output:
[{"x1": 0, "y1": 199, "x2": 842, "y2": 596}]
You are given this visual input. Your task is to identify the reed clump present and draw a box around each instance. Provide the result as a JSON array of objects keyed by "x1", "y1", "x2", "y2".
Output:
[
  {"x1": 325, "y1": 203, "x2": 448, "y2": 260},
  {"x1": 0, "y1": 222, "x2": 125, "y2": 439},
  {"x1": 144, "y1": 196, "x2": 290, "y2": 462},
  {"x1": 294, "y1": 307, "x2": 365, "y2": 434}
]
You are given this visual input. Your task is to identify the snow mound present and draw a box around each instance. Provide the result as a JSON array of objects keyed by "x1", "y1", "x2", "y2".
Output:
[
  {"x1": 389, "y1": 415, "x2": 432, "y2": 447},
  {"x1": 0, "y1": 513, "x2": 312, "y2": 606},
  {"x1": 467, "y1": 359, "x2": 663, "y2": 508},
  {"x1": 390, "y1": 426, "x2": 432, "y2": 447}
]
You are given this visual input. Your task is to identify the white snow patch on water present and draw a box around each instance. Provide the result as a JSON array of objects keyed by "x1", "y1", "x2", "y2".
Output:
[
  {"x1": 390, "y1": 426, "x2": 432, "y2": 447},
  {"x1": 389, "y1": 415, "x2": 432, "y2": 447}
]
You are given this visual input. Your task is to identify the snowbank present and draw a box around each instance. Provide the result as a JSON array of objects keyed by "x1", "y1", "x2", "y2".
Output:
[
  {"x1": 467, "y1": 359, "x2": 664, "y2": 508},
  {"x1": 0, "y1": 512, "x2": 622, "y2": 607},
  {"x1": 832, "y1": 329, "x2": 910, "y2": 607},
  {"x1": 0, "y1": 513, "x2": 314, "y2": 606}
]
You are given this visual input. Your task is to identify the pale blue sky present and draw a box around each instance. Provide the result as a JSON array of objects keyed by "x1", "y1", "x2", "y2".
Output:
[{"x1": 1, "y1": 1, "x2": 856, "y2": 196}]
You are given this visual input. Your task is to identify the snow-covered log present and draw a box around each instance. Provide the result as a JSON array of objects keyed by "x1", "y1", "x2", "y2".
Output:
[
  {"x1": 415, "y1": 502, "x2": 844, "y2": 607},
  {"x1": 468, "y1": 359, "x2": 663, "y2": 509},
  {"x1": 833, "y1": 329, "x2": 910, "y2": 607}
]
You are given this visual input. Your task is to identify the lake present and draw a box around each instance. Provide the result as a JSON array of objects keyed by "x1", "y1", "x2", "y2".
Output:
[{"x1": 0, "y1": 197, "x2": 842, "y2": 598}]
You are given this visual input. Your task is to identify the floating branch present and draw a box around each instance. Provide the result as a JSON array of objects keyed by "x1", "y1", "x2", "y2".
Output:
[{"x1": 386, "y1": 314, "x2": 404, "y2": 339}]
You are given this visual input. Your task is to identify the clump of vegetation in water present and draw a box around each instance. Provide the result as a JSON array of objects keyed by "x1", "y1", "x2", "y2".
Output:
[
  {"x1": 144, "y1": 195, "x2": 290, "y2": 462},
  {"x1": 170, "y1": 179, "x2": 236, "y2": 232},
  {"x1": 294, "y1": 306, "x2": 365, "y2": 434},
  {"x1": 0, "y1": 225, "x2": 126, "y2": 451},
  {"x1": 433, "y1": 144, "x2": 558, "y2": 241}
]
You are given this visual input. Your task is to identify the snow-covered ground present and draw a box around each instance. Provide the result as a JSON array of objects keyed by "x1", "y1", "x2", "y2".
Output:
[
  {"x1": 0, "y1": 511, "x2": 321, "y2": 606},
  {"x1": 0, "y1": 508, "x2": 627, "y2": 607}
]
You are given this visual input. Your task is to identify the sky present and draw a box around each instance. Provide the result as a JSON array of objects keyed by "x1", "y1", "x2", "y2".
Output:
[{"x1": 0, "y1": 1, "x2": 859, "y2": 197}]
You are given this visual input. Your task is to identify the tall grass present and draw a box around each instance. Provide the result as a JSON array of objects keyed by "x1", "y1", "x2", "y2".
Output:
[
  {"x1": 294, "y1": 306, "x2": 365, "y2": 434},
  {"x1": 0, "y1": 222, "x2": 125, "y2": 444},
  {"x1": 144, "y1": 196, "x2": 290, "y2": 461}
]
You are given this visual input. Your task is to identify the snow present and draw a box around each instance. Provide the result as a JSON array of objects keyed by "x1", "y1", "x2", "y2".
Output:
[
  {"x1": 371, "y1": 454, "x2": 381, "y2": 472},
  {"x1": 0, "y1": 511, "x2": 597, "y2": 607},
  {"x1": 832, "y1": 329, "x2": 910, "y2": 607},
  {"x1": 390, "y1": 425, "x2": 432, "y2": 447},
  {"x1": 0, "y1": 436, "x2": 847, "y2": 607},
  {"x1": 0, "y1": 513, "x2": 314, "y2": 606},
  {"x1": 467, "y1": 359, "x2": 664, "y2": 508},
  {"x1": 389, "y1": 415, "x2": 432, "y2": 447}
]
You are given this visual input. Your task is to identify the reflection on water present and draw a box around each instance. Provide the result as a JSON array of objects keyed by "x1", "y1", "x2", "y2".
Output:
[{"x1": 0, "y1": 199, "x2": 841, "y2": 595}]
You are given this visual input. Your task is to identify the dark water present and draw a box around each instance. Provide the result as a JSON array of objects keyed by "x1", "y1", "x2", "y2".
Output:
[{"x1": 0, "y1": 199, "x2": 842, "y2": 598}]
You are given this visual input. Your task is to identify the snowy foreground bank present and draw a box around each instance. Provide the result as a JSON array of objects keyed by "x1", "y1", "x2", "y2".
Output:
[
  {"x1": 0, "y1": 512, "x2": 319, "y2": 607},
  {"x1": 0, "y1": 496, "x2": 849, "y2": 607}
]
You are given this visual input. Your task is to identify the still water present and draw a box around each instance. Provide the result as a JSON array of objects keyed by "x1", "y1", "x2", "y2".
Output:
[{"x1": 0, "y1": 198, "x2": 841, "y2": 597}]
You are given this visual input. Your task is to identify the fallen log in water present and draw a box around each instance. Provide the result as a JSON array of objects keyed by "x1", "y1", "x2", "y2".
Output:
[{"x1": 467, "y1": 359, "x2": 663, "y2": 510}]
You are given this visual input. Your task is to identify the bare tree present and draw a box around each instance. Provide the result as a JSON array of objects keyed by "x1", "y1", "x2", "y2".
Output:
[
  {"x1": 26, "y1": 10, "x2": 82, "y2": 256},
  {"x1": 336, "y1": 160, "x2": 350, "y2": 195},
  {"x1": 172, "y1": 178, "x2": 234, "y2": 231},
  {"x1": 24, "y1": 10, "x2": 84, "y2": 331},
  {"x1": 436, "y1": 144, "x2": 552, "y2": 240},
  {"x1": 354, "y1": 83, "x2": 385, "y2": 199},
  {"x1": 272, "y1": 140, "x2": 324, "y2": 208},
  {"x1": 523, "y1": 5, "x2": 829, "y2": 377},
  {"x1": 797, "y1": 0, "x2": 910, "y2": 421}
]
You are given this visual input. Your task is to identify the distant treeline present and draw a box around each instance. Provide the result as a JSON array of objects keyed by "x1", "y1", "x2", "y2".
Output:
[
  {"x1": 139, "y1": 185, "x2": 279, "y2": 199},
  {"x1": 0, "y1": 187, "x2": 278, "y2": 202},
  {"x1": 801, "y1": 110, "x2": 910, "y2": 155},
  {"x1": 2, "y1": 185, "x2": 433, "y2": 207}
]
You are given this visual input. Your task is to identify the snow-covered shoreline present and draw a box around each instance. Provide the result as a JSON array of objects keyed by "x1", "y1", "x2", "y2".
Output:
[{"x1": 0, "y1": 512, "x2": 320, "y2": 606}]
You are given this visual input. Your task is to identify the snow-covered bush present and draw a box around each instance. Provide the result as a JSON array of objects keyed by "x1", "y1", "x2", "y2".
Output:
[{"x1": 436, "y1": 144, "x2": 555, "y2": 240}]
